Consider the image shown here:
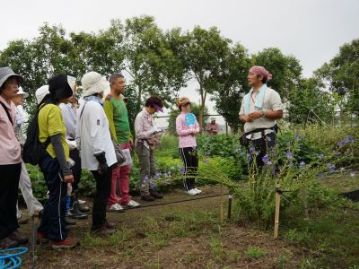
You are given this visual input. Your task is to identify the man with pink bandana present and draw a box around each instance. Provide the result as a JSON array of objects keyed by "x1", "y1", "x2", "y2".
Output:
[{"x1": 239, "y1": 66, "x2": 283, "y2": 166}]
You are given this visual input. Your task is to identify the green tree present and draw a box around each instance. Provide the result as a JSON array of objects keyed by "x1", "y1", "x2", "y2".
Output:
[
  {"x1": 124, "y1": 16, "x2": 187, "y2": 115},
  {"x1": 288, "y1": 78, "x2": 335, "y2": 124},
  {"x1": 315, "y1": 39, "x2": 359, "y2": 115},
  {"x1": 252, "y1": 48, "x2": 302, "y2": 99},
  {"x1": 182, "y1": 26, "x2": 231, "y2": 131},
  {"x1": 211, "y1": 43, "x2": 251, "y2": 133}
]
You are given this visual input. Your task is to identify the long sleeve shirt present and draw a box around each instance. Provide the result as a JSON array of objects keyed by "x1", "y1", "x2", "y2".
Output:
[
  {"x1": 77, "y1": 97, "x2": 117, "y2": 171},
  {"x1": 59, "y1": 103, "x2": 77, "y2": 140},
  {"x1": 176, "y1": 112, "x2": 200, "y2": 149},
  {"x1": 134, "y1": 108, "x2": 156, "y2": 148},
  {"x1": 0, "y1": 95, "x2": 21, "y2": 165}
]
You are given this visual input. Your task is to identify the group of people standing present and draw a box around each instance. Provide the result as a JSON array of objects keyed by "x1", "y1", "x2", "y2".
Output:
[
  {"x1": 0, "y1": 64, "x2": 283, "y2": 250},
  {"x1": 0, "y1": 67, "x2": 205, "y2": 250}
]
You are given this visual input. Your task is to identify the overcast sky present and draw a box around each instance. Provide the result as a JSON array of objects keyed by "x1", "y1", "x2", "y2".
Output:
[{"x1": 1, "y1": 0, "x2": 359, "y2": 117}]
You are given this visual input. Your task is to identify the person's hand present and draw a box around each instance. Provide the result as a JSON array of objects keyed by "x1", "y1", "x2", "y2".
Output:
[
  {"x1": 98, "y1": 162, "x2": 108, "y2": 175},
  {"x1": 248, "y1": 111, "x2": 264, "y2": 121},
  {"x1": 94, "y1": 152, "x2": 108, "y2": 175},
  {"x1": 64, "y1": 174, "x2": 74, "y2": 184}
]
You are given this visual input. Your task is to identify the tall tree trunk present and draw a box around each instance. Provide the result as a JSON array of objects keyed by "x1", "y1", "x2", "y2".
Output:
[{"x1": 199, "y1": 85, "x2": 206, "y2": 132}]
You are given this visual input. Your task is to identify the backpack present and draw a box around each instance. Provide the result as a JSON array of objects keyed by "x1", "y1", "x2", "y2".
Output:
[{"x1": 23, "y1": 105, "x2": 50, "y2": 165}]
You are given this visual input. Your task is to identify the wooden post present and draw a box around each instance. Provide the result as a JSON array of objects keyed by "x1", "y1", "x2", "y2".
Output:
[
  {"x1": 227, "y1": 195, "x2": 233, "y2": 220},
  {"x1": 220, "y1": 185, "x2": 224, "y2": 224},
  {"x1": 274, "y1": 187, "x2": 281, "y2": 239}
]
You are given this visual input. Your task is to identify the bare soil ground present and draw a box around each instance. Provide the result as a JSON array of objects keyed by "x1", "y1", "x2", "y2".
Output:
[{"x1": 17, "y1": 186, "x2": 305, "y2": 269}]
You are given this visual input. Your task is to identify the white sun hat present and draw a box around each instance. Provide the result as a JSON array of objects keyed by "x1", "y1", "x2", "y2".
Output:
[
  {"x1": 35, "y1": 85, "x2": 50, "y2": 104},
  {"x1": 81, "y1": 71, "x2": 110, "y2": 97}
]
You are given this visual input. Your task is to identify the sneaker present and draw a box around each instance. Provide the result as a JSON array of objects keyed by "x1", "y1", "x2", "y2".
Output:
[
  {"x1": 68, "y1": 202, "x2": 88, "y2": 219},
  {"x1": 125, "y1": 200, "x2": 141, "y2": 208},
  {"x1": 9, "y1": 230, "x2": 28, "y2": 245},
  {"x1": 78, "y1": 203, "x2": 90, "y2": 213},
  {"x1": 50, "y1": 237, "x2": 79, "y2": 250},
  {"x1": 0, "y1": 237, "x2": 19, "y2": 249},
  {"x1": 91, "y1": 225, "x2": 116, "y2": 236},
  {"x1": 107, "y1": 203, "x2": 125, "y2": 212},
  {"x1": 78, "y1": 199, "x2": 86, "y2": 205},
  {"x1": 194, "y1": 188, "x2": 202, "y2": 194},
  {"x1": 141, "y1": 194, "x2": 155, "y2": 202},
  {"x1": 150, "y1": 190, "x2": 164, "y2": 199},
  {"x1": 187, "y1": 189, "x2": 198, "y2": 196}
]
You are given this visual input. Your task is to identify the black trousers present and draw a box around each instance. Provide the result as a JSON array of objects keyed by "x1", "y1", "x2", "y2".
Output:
[
  {"x1": 38, "y1": 156, "x2": 68, "y2": 241},
  {"x1": 70, "y1": 148, "x2": 82, "y2": 201},
  {"x1": 0, "y1": 163, "x2": 21, "y2": 240},
  {"x1": 91, "y1": 167, "x2": 112, "y2": 230},
  {"x1": 248, "y1": 132, "x2": 276, "y2": 167},
  {"x1": 179, "y1": 147, "x2": 199, "y2": 191}
]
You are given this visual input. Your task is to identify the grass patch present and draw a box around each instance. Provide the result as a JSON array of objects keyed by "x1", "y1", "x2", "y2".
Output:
[{"x1": 245, "y1": 246, "x2": 266, "y2": 260}]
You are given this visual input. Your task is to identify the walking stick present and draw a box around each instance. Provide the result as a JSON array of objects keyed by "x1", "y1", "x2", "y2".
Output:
[
  {"x1": 31, "y1": 214, "x2": 39, "y2": 269},
  {"x1": 274, "y1": 185, "x2": 281, "y2": 239}
]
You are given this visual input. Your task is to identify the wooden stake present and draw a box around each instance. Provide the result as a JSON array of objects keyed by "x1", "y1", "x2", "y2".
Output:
[
  {"x1": 220, "y1": 184, "x2": 224, "y2": 224},
  {"x1": 274, "y1": 188, "x2": 281, "y2": 239}
]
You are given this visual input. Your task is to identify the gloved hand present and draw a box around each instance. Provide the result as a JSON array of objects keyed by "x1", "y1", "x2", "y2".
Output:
[
  {"x1": 94, "y1": 152, "x2": 108, "y2": 175},
  {"x1": 66, "y1": 139, "x2": 78, "y2": 150}
]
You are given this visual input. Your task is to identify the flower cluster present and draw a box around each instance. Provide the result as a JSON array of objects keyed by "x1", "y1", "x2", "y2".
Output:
[{"x1": 337, "y1": 135, "x2": 356, "y2": 148}]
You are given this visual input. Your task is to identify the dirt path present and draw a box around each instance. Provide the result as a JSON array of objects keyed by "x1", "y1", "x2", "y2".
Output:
[{"x1": 17, "y1": 186, "x2": 304, "y2": 269}]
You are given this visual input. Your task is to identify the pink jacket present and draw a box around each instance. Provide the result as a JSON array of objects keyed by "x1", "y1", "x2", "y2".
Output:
[
  {"x1": 176, "y1": 112, "x2": 200, "y2": 148},
  {"x1": 0, "y1": 95, "x2": 21, "y2": 165}
]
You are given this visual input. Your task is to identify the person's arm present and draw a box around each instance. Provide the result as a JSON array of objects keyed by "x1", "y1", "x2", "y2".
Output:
[
  {"x1": 103, "y1": 99, "x2": 117, "y2": 143},
  {"x1": 87, "y1": 104, "x2": 107, "y2": 156},
  {"x1": 176, "y1": 115, "x2": 195, "y2": 136},
  {"x1": 50, "y1": 134, "x2": 72, "y2": 176},
  {"x1": 264, "y1": 110, "x2": 283, "y2": 120},
  {"x1": 60, "y1": 104, "x2": 74, "y2": 136},
  {"x1": 264, "y1": 90, "x2": 283, "y2": 120}
]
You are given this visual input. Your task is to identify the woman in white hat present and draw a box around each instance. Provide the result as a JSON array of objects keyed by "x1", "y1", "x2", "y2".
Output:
[{"x1": 77, "y1": 71, "x2": 117, "y2": 235}]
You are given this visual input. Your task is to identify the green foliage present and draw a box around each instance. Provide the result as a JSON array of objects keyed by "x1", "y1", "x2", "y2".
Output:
[
  {"x1": 288, "y1": 78, "x2": 336, "y2": 124},
  {"x1": 182, "y1": 26, "x2": 232, "y2": 129},
  {"x1": 315, "y1": 38, "x2": 359, "y2": 114},
  {"x1": 212, "y1": 44, "x2": 251, "y2": 133},
  {"x1": 252, "y1": 47, "x2": 302, "y2": 99},
  {"x1": 26, "y1": 164, "x2": 47, "y2": 202}
]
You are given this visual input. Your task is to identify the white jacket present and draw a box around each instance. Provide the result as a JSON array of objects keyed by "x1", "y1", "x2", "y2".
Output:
[{"x1": 77, "y1": 98, "x2": 117, "y2": 171}]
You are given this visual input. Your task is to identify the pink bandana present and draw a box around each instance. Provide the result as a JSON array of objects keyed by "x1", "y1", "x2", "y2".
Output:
[{"x1": 249, "y1": 66, "x2": 272, "y2": 81}]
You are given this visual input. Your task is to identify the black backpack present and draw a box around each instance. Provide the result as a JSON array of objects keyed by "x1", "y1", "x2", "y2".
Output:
[{"x1": 23, "y1": 105, "x2": 50, "y2": 165}]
